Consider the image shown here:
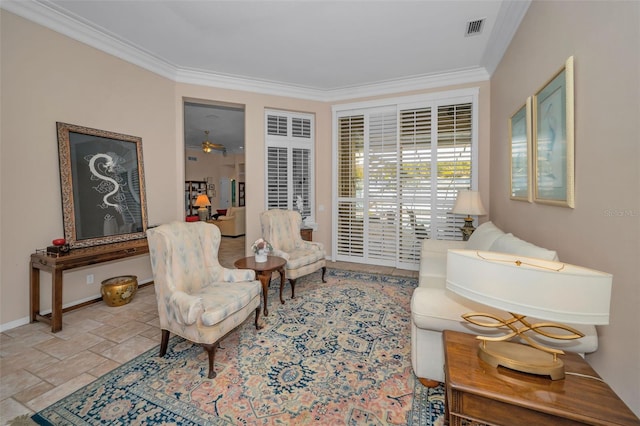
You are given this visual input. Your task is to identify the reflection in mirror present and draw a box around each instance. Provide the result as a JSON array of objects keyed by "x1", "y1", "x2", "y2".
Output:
[{"x1": 57, "y1": 122, "x2": 148, "y2": 248}]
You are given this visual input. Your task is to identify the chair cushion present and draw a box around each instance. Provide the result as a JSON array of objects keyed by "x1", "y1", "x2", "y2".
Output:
[
  {"x1": 286, "y1": 246, "x2": 326, "y2": 270},
  {"x1": 199, "y1": 280, "x2": 261, "y2": 326}
]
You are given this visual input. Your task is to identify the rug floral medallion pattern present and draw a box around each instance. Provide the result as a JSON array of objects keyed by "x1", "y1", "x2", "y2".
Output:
[{"x1": 32, "y1": 269, "x2": 445, "y2": 425}]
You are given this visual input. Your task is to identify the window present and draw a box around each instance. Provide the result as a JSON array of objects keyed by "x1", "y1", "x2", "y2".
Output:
[
  {"x1": 334, "y1": 89, "x2": 478, "y2": 269},
  {"x1": 265, "y1": 109, "x2": 315, "y2": 223}
]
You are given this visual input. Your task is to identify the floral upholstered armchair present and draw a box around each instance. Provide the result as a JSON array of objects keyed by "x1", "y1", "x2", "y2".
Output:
[
  {"x1": 147, "y1": 221, "x2": 262, "y2": 379},
  {"x1": 260, "y1": 210, "x2": 326, "y2": 298}
]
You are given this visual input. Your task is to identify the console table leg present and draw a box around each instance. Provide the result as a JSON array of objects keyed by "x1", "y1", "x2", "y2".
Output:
[
  {"x1": 30, "y1": 265, "x2": 40, "y2": 323},
  {"x1": 51, "y1": 269, "x2": 63, "y2": 332}
]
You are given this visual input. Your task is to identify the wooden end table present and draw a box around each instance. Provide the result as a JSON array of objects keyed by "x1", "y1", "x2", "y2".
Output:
[
  {"x1": 443, "y1": 330, "x2": 639, "y2": 425},
  {"x1": 234, "y1": 256, "x2": 286, "y2": 316}
]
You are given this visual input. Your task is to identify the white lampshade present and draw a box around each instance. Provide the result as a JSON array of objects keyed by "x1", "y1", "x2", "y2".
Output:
[
  {"x1": 452, "y1": 190, "x2": 486, "y2": 216},
  {"x1": 446, "y1": 250, "x2": 612, "y2": 325}
]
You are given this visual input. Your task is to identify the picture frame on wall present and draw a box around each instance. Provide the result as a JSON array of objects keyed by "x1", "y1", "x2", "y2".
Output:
[
  {"x1": 238, "y1": 182, "x2": 245, "y2": 207},
  {"x1": 533, "y1": 56, "x2": 575, "y2": 208},
  {"x1": 509, "y1": 97, "x2": 532, "y2": 202},
  {"x1": 56, "y1": 122, "x2": 148, "y2": 248}
]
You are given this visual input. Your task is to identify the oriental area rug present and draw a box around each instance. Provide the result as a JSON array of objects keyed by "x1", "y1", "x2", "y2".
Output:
[{"x1": 31, "y1": 269, "x2": 445, "y2": 425}]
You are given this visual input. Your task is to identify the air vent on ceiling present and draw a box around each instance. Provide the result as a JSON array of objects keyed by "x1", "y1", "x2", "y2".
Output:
[{"x1": 465, "y1": 18, "x2": 485, "y2": 36}]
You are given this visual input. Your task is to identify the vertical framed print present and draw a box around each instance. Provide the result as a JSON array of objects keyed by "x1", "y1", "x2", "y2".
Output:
[
  {"x1": 533, "y1": 56, "x2": 575, "y2": 208},
  {"x1": 238, "y1": 182, "x2": 245, "y2": 207},
  {"x1": 510, "y1": 97, "x2": 532, "y2": 202}
]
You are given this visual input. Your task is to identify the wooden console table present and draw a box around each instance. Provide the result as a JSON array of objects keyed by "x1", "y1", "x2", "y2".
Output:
[
  {"x1": 30, "y1": 239, "x2": 149, "y2": 332},
  {"x1": 443, "y1": 330, "x2": 639, "y2": 425}
]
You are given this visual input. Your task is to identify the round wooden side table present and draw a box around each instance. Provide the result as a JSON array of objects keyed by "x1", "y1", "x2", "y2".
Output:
[{"x1": 234, "y1": 256, "x2": 286, "y2": 316}]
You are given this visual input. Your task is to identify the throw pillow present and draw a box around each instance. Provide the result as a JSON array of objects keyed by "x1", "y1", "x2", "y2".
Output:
[
  {"x1": 489, "y1": 233, "x2": 559, "y2": 261},
  {"x1": 466, "y1": 221, "x2": 505, "y2": 251}
]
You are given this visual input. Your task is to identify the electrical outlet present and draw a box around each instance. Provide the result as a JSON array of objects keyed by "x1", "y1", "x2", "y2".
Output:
[{"x1": 86, "y1": 274, "x2": 94, "y2": 285}]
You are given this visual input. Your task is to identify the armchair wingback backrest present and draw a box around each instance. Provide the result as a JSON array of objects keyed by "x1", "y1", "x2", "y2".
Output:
[
  {"x1": 260, "y1": 209, "x2": 303, "y2": 252},
  {"x1": 147, "y1": 221, "x2": 224, "y2": 296}
]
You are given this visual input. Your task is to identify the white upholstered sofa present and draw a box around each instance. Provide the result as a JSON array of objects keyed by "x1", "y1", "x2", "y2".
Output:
[
  {"x1": 209, "y1": 206, "x2": 245, "y2": 237},
  {"x1": 411, "y1": 221, "x2": 599, "y2": 382}
]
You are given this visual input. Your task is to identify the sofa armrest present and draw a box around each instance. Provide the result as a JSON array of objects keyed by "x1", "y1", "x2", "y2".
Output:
[
  {"x1": 419, "y1": 239, "x2": 467, "y2": 289},
  {"x1": 420, "y1": 239, "x2": 467, "y2": 256}
]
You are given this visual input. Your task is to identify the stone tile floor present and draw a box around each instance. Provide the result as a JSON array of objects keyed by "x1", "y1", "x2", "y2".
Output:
[{"x1": 0, "y1": 236, "x2": 417, "y2": 423}]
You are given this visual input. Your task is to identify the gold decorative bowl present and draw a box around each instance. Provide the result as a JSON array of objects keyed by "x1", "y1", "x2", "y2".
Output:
[{"x1": 101, "y1": 275, "x2": 138, "y2": 307}]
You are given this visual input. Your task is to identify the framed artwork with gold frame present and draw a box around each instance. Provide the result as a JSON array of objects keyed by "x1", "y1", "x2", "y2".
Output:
[
  {"x1": 510, "y1": 97, "x2": 532, "y2": 202},
  {"x1": 57, "y1": 122, "x2": 148, "y2": 248},
  {"x1": 533, "y1": 56, "x2": 575, "y2": 208}
]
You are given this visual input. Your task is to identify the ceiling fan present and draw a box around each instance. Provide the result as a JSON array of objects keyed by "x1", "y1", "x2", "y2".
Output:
[{"x1": 201, "y1": 130, "x2": 226, "y2": 155}]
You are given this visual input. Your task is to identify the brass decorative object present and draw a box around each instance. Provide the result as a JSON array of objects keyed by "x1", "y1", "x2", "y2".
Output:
[
  {"x1": 101, "y1": 275, "x2": 138, "y2": 307},
  {"x1": 462, "y1": 312, "x2": 584, "y2": 380}
]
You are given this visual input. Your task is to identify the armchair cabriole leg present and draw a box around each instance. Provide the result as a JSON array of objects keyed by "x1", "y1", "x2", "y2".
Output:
[
  {"x1": 254, "y1": 306, "x2": 263, "y2": 330},
  {"x1": 289, "y1": 279, "x2": 296, "y2": 299},
  {"x1": 160, "y1": 329, "x2": 170, "y2": 357},
  {"x1": 201, "y1": 343, "x2": 217, "y2": 379},
  {"x1": 321, "y1": 266, "x2": 326, "y2": 283}
]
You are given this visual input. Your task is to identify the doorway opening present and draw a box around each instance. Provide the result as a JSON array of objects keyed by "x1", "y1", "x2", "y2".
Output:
[{"x1": 183, "y1": 100, "x2": 246, "y2": 236}]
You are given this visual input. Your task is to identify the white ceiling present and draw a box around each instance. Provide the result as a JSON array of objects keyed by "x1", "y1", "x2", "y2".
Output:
[
  {"x1": 184, "y1": 102, "x2": 245, "y2": 153},
  {"x1": 2, "y1": 0, "x2": 530, "y2": 153}
]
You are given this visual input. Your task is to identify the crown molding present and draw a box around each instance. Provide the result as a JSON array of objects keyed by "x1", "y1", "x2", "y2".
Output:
[
  {"x1": 174, "y1": 68, "x2": 331, "y2": 101},
  {"x1": 2, "y1": 0, "x2": 493, "y2": 102},
  {"x1": 1, "y1": 0, "x2": 178, "y2": 80},
  {"x1": 321, "y1": 68, "x2": 490, "y2": 102},
  {"x1": 482, "y1": 0, "x2": 531, "y2": 75},
  {"x1": 176, "y1": 67, "x2": 490, "y2": 103}
]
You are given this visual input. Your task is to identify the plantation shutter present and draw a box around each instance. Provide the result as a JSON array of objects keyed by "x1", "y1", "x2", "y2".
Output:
[
  {"x1": 267, "y1": 114, "x2": 287, "y2": 136},
  {"x1": 367, "y1": 109, "x2": 398, "y2": 264},
  {"x1": 336, "y1": 115, "x2": 365, "y2": 258},
  {"x1": 334, "y1": 92, "x2": 477, "y2": 270},
  {"x1": 433, "y1": 103, "x2": 472, "y2": 240},
  {"x1": 265, "y1": 110, "x2": 315, "y2": 222},
  {"x1": 267, "y1": 146, "x2": 288, "y2": 210},
  {"x1": 398, "y1": 107, "x2": 432, "y2": 262},
  {"x1": 292, "y1": 147, "x2": 311, "y2": 219}
]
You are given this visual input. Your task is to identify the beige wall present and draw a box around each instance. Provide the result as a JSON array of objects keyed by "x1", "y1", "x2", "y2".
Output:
[
  {"x1": 490, "y1": 1, "x2": 639, "y2": 415},
  {"x1": 0, "y1": 11, "x2": 177, "y2": 326}
]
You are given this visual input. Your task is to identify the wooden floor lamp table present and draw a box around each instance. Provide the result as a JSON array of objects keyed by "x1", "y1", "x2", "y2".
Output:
[
  {"x1": 443, "y1": 330, "x2": 639, "y2": 426},
  {"x1": 234, "y1": 256, "x2": 286, "y2": 317}
]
